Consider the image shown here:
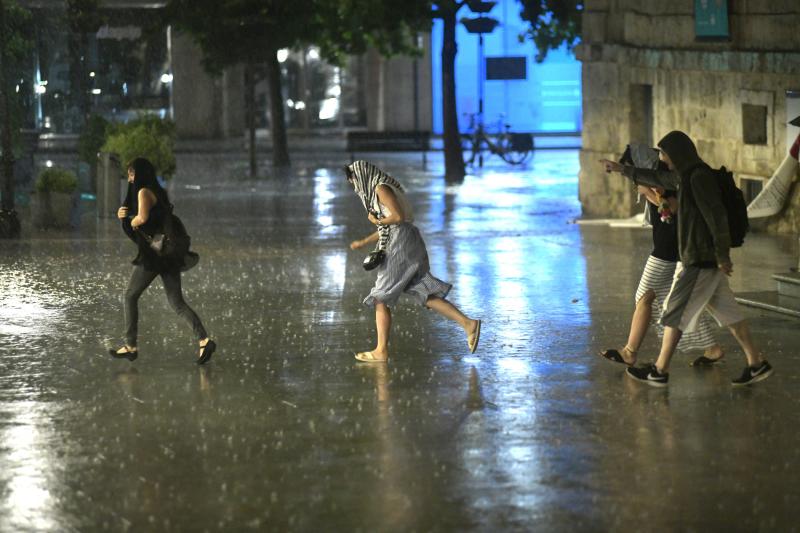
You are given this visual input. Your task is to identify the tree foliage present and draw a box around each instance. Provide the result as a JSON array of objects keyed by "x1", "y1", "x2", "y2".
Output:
[
  {"x1": 102, "y1": 116, "x2": 176, "y2": 179},
  {"x1": 0, "y1": 0, "x2": 33, "y2": 221},
  {"x1": 168, "y1": 0, "x2": 431, "y2": 71},
  {"x1": 0, "y1": 0, "x2": 33, "y2": 138},
  {"x1": 314, "y1": 1, "x2": 431, "y2": 64},
  {"x1": 166, "y1": 0, "x2": 320, "y2": 75},
  {"x1": 518, "y1": 0, "x2": 583, "y2": 62}
]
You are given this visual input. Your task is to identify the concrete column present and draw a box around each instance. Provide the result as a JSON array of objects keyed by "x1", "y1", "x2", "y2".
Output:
[
  {"x1": 364, "y1": 34, "x2": 434, "y2": 132},
  {"x1": 222, "y1": 65, "x2": 245, "y2": 138},
  {"x1": 171, "y1": 32, "x2": 220, "y2": 138},
  {"x1": 365, "y1": 49, "x2": 384, "y2": 131}
]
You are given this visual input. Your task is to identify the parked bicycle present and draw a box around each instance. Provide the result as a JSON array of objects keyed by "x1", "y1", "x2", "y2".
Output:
[{"x1": 461, "y1": 113, "x2": 534, "y2": 167}]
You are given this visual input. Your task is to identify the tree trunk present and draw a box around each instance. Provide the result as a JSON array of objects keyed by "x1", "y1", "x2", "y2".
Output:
[
  {"x1": 0, "y1": 3, "x2": 15, "y2": 212},
  {"x1": 67, "y1": 32, "x2": 90, "y2": 131},
  {"x1": 244, "y1": 62, "x2": 257, "y2": 178},
  {"x1": 266, "y1": 48, "x2": 290, "y2": 167},
  {"x1": 441, "y1": 5, "x2": 465, "y2": 183},
  {"x1": 0, "y1": 2, "x2": 20, "y2": 237}
]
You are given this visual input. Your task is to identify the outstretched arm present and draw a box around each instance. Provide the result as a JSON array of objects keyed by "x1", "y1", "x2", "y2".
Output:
[
  {"x1": 350, "y1": 231, "x2": 379, "y2": 250},
  {"x1": 600, "y1": 159, "x2": 680, "y2": 189}
]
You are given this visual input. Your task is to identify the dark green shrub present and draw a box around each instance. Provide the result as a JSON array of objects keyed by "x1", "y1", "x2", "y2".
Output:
[
  {"x1": 102, "y1": 115, "x2": 176, "y2": 179},
  {"x1": 35, "y1": 167, "x2": 78, "y2": 194}
]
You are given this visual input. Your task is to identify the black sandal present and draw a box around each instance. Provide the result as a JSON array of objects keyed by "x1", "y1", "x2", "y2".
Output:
[
  {"x1": 690, "y1": 355, "x2": 724, "y2": 366},
  {"x1": 197, "y1": 340, "x2": 217, "y2": 365},
  {"x1": 598, "y1": 348, "x2": 634, "y2": 366},
  {"x1": 109, "y1": 346, "x2": 138, "y2": 362}
]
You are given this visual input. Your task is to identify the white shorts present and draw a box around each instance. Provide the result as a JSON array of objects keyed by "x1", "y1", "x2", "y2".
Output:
[{"x1": 660, "y1": 263, "x2": 744, "y2": 333}]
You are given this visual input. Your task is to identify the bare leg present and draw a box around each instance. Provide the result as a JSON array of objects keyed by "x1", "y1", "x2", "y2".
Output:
[
  {"x1": 425, "y1": 296, "x2": 478, "y2": 334},
  {"x1": 627, "y1": 290, "x2": 654, "y2": 351},
  {"x1": 371, "y1": 303, "x2": 391, "y2": 360},
  {"x1": 728, "y1": 319, "x2": 763, "y2": 367},
  {"x1": 616, "y1": 289, "x2": 656, "y2": 364},
  {"x1": 704, "y1": 344, "x2": 724, "y2": 359},
  {"x1": 655, "y1": 326, "x2": 683, "y2": 373}
]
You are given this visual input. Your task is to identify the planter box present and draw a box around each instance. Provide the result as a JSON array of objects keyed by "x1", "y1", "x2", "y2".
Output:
[{"x1": 31, "y1": 191, "x2": 77, "y2": 228}]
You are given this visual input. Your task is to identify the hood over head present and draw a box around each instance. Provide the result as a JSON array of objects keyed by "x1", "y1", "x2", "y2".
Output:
[{"x1": 657, "y1": 131, "x2": 704, "y2": 175}]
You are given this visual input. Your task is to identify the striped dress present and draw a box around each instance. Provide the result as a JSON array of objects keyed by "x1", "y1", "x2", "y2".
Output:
[
  {"x1": 363, "y1": 195, "x2": 451, "y2": 308},
  {"x1": 636, "y1": 255, "x2": 717, "y2": 351}
]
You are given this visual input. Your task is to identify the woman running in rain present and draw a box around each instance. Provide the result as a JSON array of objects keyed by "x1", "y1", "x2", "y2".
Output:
[
  {"x1": 110, "y1": 157, "x2": 216, "y2": 364},
  {"x1": 346, "y1": 160, "x2": 481, "y2": 363}
]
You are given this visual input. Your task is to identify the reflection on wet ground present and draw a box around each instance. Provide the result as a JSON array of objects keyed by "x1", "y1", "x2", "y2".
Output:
[{"x1": 1, "y1": 150, "x2": 799, "y2": 530}]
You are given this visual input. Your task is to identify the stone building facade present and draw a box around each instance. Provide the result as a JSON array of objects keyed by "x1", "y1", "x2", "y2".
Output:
[{"x1": 576, "y1": 0, "x2": 800, "y2": 234}]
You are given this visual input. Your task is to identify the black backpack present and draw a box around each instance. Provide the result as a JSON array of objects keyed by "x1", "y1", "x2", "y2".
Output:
[
  {"x1": 160, "y1": 209, "x2": 191, "y2": 258},
  {"x1": 714, "y1": 166, "x2": 749, "y2": 248},
  {"x1": 144, "y1": 205, "x2": 191, "y2": 259}
]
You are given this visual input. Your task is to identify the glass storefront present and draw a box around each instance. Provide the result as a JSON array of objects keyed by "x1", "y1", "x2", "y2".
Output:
[
  {"x1": 19, "y1": 7, "x2": 367, "y2": 136},
  {"x1": 29, "y1": 7, "x2": 171, "y2": 134},
  {"x1": 258, "y1": 46, "x2": 366, "y2": 131}
]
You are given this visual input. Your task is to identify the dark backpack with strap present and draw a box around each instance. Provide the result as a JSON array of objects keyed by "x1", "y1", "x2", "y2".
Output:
[
  {"x1": 161, "y1": 208, "x2": 191, "y2": 258},
  {"x1": 144, "y1": 205, "x2": 191, "y2": 259},
  {"x1": 714, "y1": 166, "x2": 749, "y2": 248}
]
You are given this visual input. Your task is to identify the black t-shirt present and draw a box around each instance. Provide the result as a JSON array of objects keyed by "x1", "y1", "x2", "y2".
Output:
[{"x1": 649, "y1": 202, "x2": 679, "y2": 262}]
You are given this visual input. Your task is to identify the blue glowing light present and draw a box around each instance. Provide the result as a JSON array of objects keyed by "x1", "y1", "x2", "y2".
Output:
[{"x1": 431, "y1": 0, "x2": 582, "y2": 135}]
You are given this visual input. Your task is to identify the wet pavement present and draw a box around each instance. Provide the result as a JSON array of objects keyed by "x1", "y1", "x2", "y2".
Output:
[{"x1": 1, "y1": 149, "x2": 800, "y2": 531}]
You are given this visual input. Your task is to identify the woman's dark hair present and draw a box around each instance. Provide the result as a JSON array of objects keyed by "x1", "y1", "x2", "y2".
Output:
[
  {"x1": 124, "y1": 157, "x2": 169, "y2": 210},
  {"x1": 128, "y1": 157, "x2": 158, "y2": 188}
]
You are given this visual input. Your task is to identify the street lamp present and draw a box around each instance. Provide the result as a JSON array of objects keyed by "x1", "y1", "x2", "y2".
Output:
[{"x1": 461, "y1": 1, "x2": 499, "y2": 126}]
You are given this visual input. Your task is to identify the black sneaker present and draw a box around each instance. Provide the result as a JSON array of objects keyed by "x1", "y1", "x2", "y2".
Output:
[
  {"x1": 732, "y1": 360, "x2": 773, "y2": 386},
  {"x1": 625, "y1": 364, "x2": 669, "y2": 388}
]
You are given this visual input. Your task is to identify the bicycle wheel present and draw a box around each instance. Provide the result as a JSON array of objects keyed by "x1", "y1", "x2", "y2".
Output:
[
  {"x1": 461, "y1": 134, "x2": 479, "y2": 166},
  {"x1": 497, "y1": 133, "x2": 533, "y2": 165}
]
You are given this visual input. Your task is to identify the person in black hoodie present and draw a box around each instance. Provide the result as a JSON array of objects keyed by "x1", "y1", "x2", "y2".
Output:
[
  {"x1": 603, "y1": 131, "x2": 772, "y2": 387},
  {"x1": 110, "y1": 157, "x2": 216, "y2": 364}
]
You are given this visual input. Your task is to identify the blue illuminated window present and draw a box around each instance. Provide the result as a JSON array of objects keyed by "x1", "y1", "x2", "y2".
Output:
[{"x1": 431, "y1": 0, "x2": 582, "y2": 135}]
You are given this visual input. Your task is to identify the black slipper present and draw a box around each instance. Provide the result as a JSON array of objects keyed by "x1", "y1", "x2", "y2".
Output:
[
  {"x1": 690, "y1": 355, "x2": 724, "y2": 366},
  {"x1": 109, "y1": 347, "x2": 138, "y2": 362},
  {"x1": 598, "y1": 349, "x2": 633, "y2": 366},
  {"x1": 197, "y1": 340, "x2": 217, "y2": 365}
]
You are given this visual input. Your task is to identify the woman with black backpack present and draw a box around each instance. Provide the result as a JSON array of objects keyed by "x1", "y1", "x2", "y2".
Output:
[{"x1": 110, "y1": 157, "x2": 216, "y2": 364}]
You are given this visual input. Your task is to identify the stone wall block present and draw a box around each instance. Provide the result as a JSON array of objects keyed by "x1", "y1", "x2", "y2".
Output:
[
  {"x1": 734, "y1": 14, "x2": 800, "y2": 51},
  {"x1": 616, "y1": 0, "x2": 691, "y2": 15},
  {"x1": 623, "y1": 12, "x2": 694, "y2": 48},
  {"x1": 583, "y1": 64, "x2": 620, "y2": 100},
  {"x1": 583, "y1": 12, "x2": 608, "y2": 43},
  {"x1": 583, "y1": 0, "x2": 610, "y2": 10},
  {"x1": 579, "y1": 4, "x2": 800, "y2": 232},
  {"x1": 579, "y1": 150, "x2": 639, "y2": 218},
  {"x1": 743, "y1": 0, "x2": 800, "y2": 12}
]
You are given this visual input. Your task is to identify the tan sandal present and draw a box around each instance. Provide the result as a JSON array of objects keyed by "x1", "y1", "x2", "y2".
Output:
[
  {"x1": 355, "y1": 351, "x2": 387, "y2": 363},
  {"x1": 467, "y1": 320, "x2": 481, "y2": 354}
]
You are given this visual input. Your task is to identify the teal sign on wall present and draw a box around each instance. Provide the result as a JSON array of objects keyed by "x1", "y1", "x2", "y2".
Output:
[{"x1": 695, "y1": 0, "x2": 729, "y2": 39}]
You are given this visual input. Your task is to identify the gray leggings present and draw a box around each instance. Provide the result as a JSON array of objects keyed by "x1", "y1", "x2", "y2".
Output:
[{"x1": 124, "y1": 266, "x2": 207, "y2": 347}]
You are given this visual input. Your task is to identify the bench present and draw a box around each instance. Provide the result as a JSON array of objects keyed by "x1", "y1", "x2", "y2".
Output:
[{"x1": 346, "y1": 130, "x2": 431, "y2": 166}]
